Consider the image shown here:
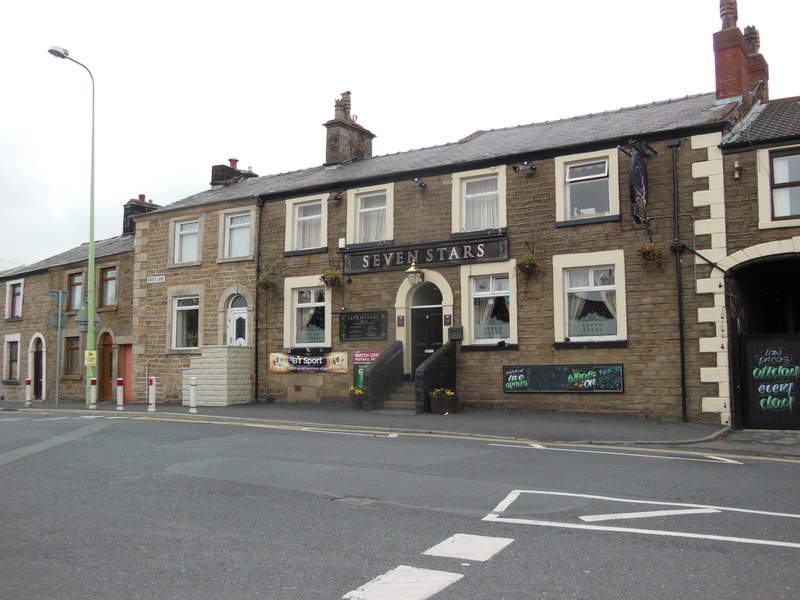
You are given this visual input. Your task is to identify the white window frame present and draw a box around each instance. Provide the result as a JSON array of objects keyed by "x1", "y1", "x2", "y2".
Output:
[
  {"x1": 172, "y1": 218, "x2": 201, "y2": 265},
  {"x1": 555, "y1": 149, "x2": 620, "y2": 223},
  {"x1": 451, "y1": 167, "x2": 507, "y2": 234},
  {"x1": 285, "y1": 195, "x2": 328, "y2": 252},
  {"x1": 346, "y1": 184, "x2": 394, "y2": 245},
  {"x1": 172, "y1": 295, "x2": 200, "y2": 350},
  {"x1": 460, "y1": 260, "x2": 518, "y2": 346},
  {"x1": 221, "y1": 209, "x2": 254, "y2": 260},
  {"x1": 283, "y1": 275, "x2": 332, "y2": 348},
  {"x1": 3, "y1": 333, "x2": 21, "y2": 382},
  {"x1": 757, "y1": 146, "x2": 800, "y2": 229},
  {"x1": 5, "y1": 279, "x2": 23, "y2": 319},
  {"x1": 553, "y1": 250, "x2": 627, "y2": 343}
]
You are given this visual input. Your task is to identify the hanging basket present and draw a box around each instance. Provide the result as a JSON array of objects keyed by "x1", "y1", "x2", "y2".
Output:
[
  {"x1": 640, "y1": 242, "x2": 663, "y2": 271},
  {"x1": 320, "y1": 271, "x2": 342, "y2": 289}
]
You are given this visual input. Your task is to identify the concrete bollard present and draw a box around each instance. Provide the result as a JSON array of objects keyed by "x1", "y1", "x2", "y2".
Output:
[
  {"x1": 24, "y1": 379, "x2": 32, "y2": 408},
  {"x1": 189, "y1": 376, "x2": 198, "y2": 414},
  {"x1": 148, "y1": 377, "x2": 157, "y2": 412},
  {"x1": 116, "y1": 378, "x2": 124, "y2": 411},
  {"x1": 89, "y1": 378, "x2": 97, "y2": 410}
]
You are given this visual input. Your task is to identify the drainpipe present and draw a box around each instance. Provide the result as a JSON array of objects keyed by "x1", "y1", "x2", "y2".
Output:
[
  {"x1": 254, "y1": 196, "x2": 264, "y2": 402},
  {"x1": 667, "y1": 139, "x2": 688, "y2": 422}
]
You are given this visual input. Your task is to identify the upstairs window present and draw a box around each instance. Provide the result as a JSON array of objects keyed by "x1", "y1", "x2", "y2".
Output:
[
  {"x1": 357, "y1": 192, "x2": 387, "y2": 243},
  {"x1": 68, "y1": 273, "x2": 83, "y2": 311},
  {"x1": 175, "y1": 220, "x2": 199, "y2": 263},
  {"x1": 225, "y1": 212, "x2": 251, "y2": 258},
  {"x1": 771, "y1": 149, "x2": 800, "y2": 219},
  {"x1": 285, "y1": 196, "x2": 327, "y2": 252},
  {"x1": 555, "y1": 150, "x2": 620, "y2": 223},
  {"x1": 6, "y1": 281, "x2": 23, "y2": 319},
  {"x1": 451, "y1": 167, "x2": 506, "y2": 234},
  {"x1": 100, "y1": 267, "x2": 117, "y2": 307}
]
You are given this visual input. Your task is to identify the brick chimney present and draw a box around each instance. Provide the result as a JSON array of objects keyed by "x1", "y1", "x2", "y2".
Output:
[
  {"x1": 210, "y1": 157, "x2": 258, "y2": 186},
  {"x1": 713, "y1": 0, "x2": 769, "y2": 106},
  {"x1": 323, "y1": 91, "x2": 376, "y2": 166},
  {"x1": 123, "y1": 194, "x2": 159, "y2": 235}
]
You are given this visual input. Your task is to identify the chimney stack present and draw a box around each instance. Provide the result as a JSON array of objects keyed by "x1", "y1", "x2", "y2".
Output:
[
  {"x1": 210, "y1": 157, "x2": 258, "y2": 186},
  {"x1": 123, "y1": 194, "x2": 160, "y2": 235},
  {"x1": 713, "y1": 0, "x2": 769, "y2": 106},
  {"x1": 323, "y1": 91, "x2": 376, "y2": 166}
]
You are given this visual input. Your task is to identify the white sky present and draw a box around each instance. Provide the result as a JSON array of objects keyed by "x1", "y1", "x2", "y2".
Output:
[{"x1": 1, "y1": 0, "x2": 797, "y2": 269}]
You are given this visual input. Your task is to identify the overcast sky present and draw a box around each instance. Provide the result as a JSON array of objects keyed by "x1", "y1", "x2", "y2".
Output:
[{"x1": 1, "y1": 0, "x2": 797, "y2": 270}]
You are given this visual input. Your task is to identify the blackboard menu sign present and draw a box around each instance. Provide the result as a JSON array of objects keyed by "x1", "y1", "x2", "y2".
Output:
[
  {"x1": 340, "y1": 311, "x2": 388, "y2": 341},
  {"x1": 503, "y1": 364, "x2": 624, "y2": 393},
  {"x1": 743, "y1": 337, "x2": 800, "y2": 428}
]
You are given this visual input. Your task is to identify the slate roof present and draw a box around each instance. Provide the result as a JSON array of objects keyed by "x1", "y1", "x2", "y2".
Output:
[
  {"x1": 0, "y1": 235, "x2": 134, "y2": 280},
  {"x1": 722, "y1": 96, "x2": 800, "y2": 149},
  {"x1": 158, "y1": 92, "x2": 736, "y2": 214}
]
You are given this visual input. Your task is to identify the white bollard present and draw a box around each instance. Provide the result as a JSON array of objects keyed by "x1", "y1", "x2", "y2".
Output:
[
  {"x1": 116, "y1": 378, "x2": 124, "y2": 411},
  {"x1": 148, "y1": 377, "x2": 157, "y2": 412},
  {"x1": 189, "y1": 376, "x2": 198, "y2": 414},
  {"x1": 24, "y1": 379, "x2": 32, "y2": 408},
  {"x1": 89, "y1": 378, "x2": 97, "y2": 410}
]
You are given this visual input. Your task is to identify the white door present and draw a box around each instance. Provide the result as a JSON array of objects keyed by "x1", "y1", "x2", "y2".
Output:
[{"x1": 227, "y1": 296, "x2": 248, "y2": 346}]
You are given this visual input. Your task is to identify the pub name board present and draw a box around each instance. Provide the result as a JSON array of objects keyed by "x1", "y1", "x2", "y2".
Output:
[{"x1": 343, "y1": 236, "x2": 508, "y2": 275}]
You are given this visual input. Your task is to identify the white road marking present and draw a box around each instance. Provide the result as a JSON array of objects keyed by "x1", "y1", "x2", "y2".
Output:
[
  {"x1": 0, "y1": 420, "x2": 112, "y2": 466},
  {"x1": 489, "y1": 443, "x2": 743, "y2": 464},
  {"x1": 484, "y1": 490, "x2": 800, "y2": 549},
  {"x1": 580, "y1": 508, "x2": 721, "y2": 522},
  {"x1": 301, "y1": 428, "x2": 398, "y2": 438},
  {"x1": 423, "y1": 533, "x2": 513, "y2": 561},
  {"x1": 343, "y1": 565, "x2": 462, "y2": 600},
  {"x1": 75, "y1": 415, "x2": 105, "y2": 419}
]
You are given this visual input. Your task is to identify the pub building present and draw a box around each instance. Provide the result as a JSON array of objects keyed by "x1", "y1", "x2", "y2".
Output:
[
  {"x1": 7, "y1": 2, "x2": 798, "y2": 430},
  {"x1": 124, "y1": 1, "x2": 800, "y2": 428}
]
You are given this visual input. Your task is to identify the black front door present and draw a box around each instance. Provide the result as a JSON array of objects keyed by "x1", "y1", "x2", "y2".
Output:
[
  {"x1": 411, "y1": 306, "x2": 443, "y2": 377},
  {"x1": 33, "y1": 339, "x2": 43, "y2": 399}
]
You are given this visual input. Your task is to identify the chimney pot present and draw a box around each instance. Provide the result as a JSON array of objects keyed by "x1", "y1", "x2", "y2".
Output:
[
  {"x1": 138, "y1": 194, "x2": 145, "y2": 202},
  {"x1": 229, "y1": 157, "x2": 239, "y2": 170}
]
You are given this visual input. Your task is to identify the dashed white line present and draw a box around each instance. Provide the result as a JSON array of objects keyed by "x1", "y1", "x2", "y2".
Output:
[
  {"x1": 423, "y1": 533, "x2": 513, "y2": 561},
  {"x1": 343, "y1": 565, "x2": 462, "y2": 600}
]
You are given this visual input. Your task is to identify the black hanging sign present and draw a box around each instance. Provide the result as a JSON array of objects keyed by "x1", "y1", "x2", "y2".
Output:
[{"x1": 629, "y1": 150, "x2": 648, "y2": 224}]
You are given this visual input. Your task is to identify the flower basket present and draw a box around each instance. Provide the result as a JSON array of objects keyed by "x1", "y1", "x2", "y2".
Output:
[
  {"x1": 640, "y1": 241, "x2": 663, "y2": 271},
  {"x1": 320, "y1": 270, "x2": 342, "y2": 289},
  {"x1": 517, "y1": 252, "x2": 540, "y2": 276},
  {"x1": 258, "y1": 272, "x2": 278, "y2": 290},
  {"x1": 429, "y1": 388, "x2": 457, "y2": 414},
  {"x1": 349, "y1": 385, "x2": 363, "y2": 410}
]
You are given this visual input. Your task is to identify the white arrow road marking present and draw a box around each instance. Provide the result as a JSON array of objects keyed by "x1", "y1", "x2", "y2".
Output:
[
  {"x1": 423, "y1": 533, "x2": 513, "y2": 561},
  {"x1": 489, "y1": 443, "x2": 743, "y2": 464},
  {"x1": 484, "y1": 490, "x2": 800, "y2": 549},
  {"x1": 343, "y1": 565, "x2": 462, "y2": 600},
  {"x1": 580, "y1": 508, "x2": 721, "y2": 522}
]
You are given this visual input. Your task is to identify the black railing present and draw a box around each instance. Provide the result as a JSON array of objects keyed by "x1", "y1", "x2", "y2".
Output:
[
  {"x1": 414, "y1": 340, "x2": 456, "y2": 412},
  {"x1": 363, "y1": 340, "x2": 404, "y2": 410}
]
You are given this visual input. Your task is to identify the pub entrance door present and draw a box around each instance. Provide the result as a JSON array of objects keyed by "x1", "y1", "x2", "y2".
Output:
[
  {"x1": 410, "y1": 282, "x2": 443, "y2": 377},
  {"x1": 740, "y1": 334, "x2": 800, "y2": 429}
]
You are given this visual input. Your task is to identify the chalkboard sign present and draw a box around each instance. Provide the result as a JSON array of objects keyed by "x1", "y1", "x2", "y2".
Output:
[
  {"x1": 503, "y1": 364, "x2": 623, "y2": 393},
  {"x1": 742, "y1": 336, "x2": 800, "y2": 428},
  {"x1": 340, "y1": 311, "x2": 388, "y2": 341}
]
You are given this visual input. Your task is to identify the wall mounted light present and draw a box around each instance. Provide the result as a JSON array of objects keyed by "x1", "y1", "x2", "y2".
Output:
[
  {"x1": 411, "y1": 177, "x2": 427, "y2": 189},
  {"x1": 328, "y1": 191, "x2": 342, "y2": 203},
  {"x1": 511, "y1": 161, "x2": 536, "y2": 173},
  {"x1": 405, "y1": 260, "x2": 424, "y2": 286},
  {"x1": 734, "y1": 160, "x2": 741, "y2": 180}
]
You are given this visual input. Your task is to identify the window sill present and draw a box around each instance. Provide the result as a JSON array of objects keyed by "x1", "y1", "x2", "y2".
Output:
[
  {"x1": 450, "y1": 228, "x2": 507, "y2": 240},
  {"x1": 168, "y1": 260, "x2": 202, "y2": 268},
  {"x1": 554, "y1": 340, "x2": 627, "y2": 349},
  {"x1": 167, "y1": 348, "x2": 202, "y2": 356},
  {"x1": 217, "y1": 255, "x2": 253, "y2": 264},
  {"x1": 4, "y1": 317, "x2": 22, "y2": 323},
  {"x1": 61, "y1": 375, "x2": 82, "y2": 381},
  {"x1": 284, "y1": 248, "x2": 328, "y2": 258},
  {"x1": 2, "y1": 379, "x2": 20, "y2": 385},
  {"x1": 287, "y1": 347, "x2": 332, "y2": 354},
  {"x1": 462, "y1": 343, "x2": 518, "y2": 352},
  {"x1": 339, "y1": 239, "x2": 394, "y2": 252},
  {"x1": 97, "y1": 306, "x2": 117, "y2": 313},
  {"x1": 555, "y1": 214, "x2": 620, "y2": 227}
]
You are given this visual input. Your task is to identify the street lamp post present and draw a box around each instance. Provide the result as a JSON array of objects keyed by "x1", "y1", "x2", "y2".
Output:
[{"x1": 49, "y1": 46, "x2": 96, "y2": 408}]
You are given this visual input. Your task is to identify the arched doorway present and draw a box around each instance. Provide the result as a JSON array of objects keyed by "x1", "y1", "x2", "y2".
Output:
[
  {"x1": 729, "y1": 256, "x2": 800, "y2": 429},
  {"x1": 98, "y1": 333, "x2": 114, "y2": 402},
  {"x1": 227, "y1": 295, "x2": 248, "y2": 346},
  {"x1": 33, "y1": 338, "x2": 43, "y2": 399},
  {"x1": 410, "y1": 283, "x2": 443, "y2": 376}
]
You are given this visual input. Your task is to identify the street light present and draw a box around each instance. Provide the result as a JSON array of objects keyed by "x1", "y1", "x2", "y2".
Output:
[{"x1": 49, "y1": 46, "x2": 96, "y2": 408}]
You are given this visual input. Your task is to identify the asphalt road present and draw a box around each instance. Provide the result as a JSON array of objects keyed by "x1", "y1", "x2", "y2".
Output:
[{"x1": 0, "y1": 412, "x2": 798, "y2": 599}]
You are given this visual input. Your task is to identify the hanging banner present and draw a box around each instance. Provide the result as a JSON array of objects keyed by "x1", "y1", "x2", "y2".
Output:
[{"x1": 269, "y1": 352, "x2": 348, "y2": 374}]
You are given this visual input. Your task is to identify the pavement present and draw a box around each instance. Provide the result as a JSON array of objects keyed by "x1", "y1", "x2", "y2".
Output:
[{"x1": 2, "y1": 399, "x2": 800, "y2": 460}]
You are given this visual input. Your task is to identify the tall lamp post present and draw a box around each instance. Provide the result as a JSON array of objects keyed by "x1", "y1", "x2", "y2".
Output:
[{"x1": 49, "y1": 46, "x2": 96, "y2": 408}]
